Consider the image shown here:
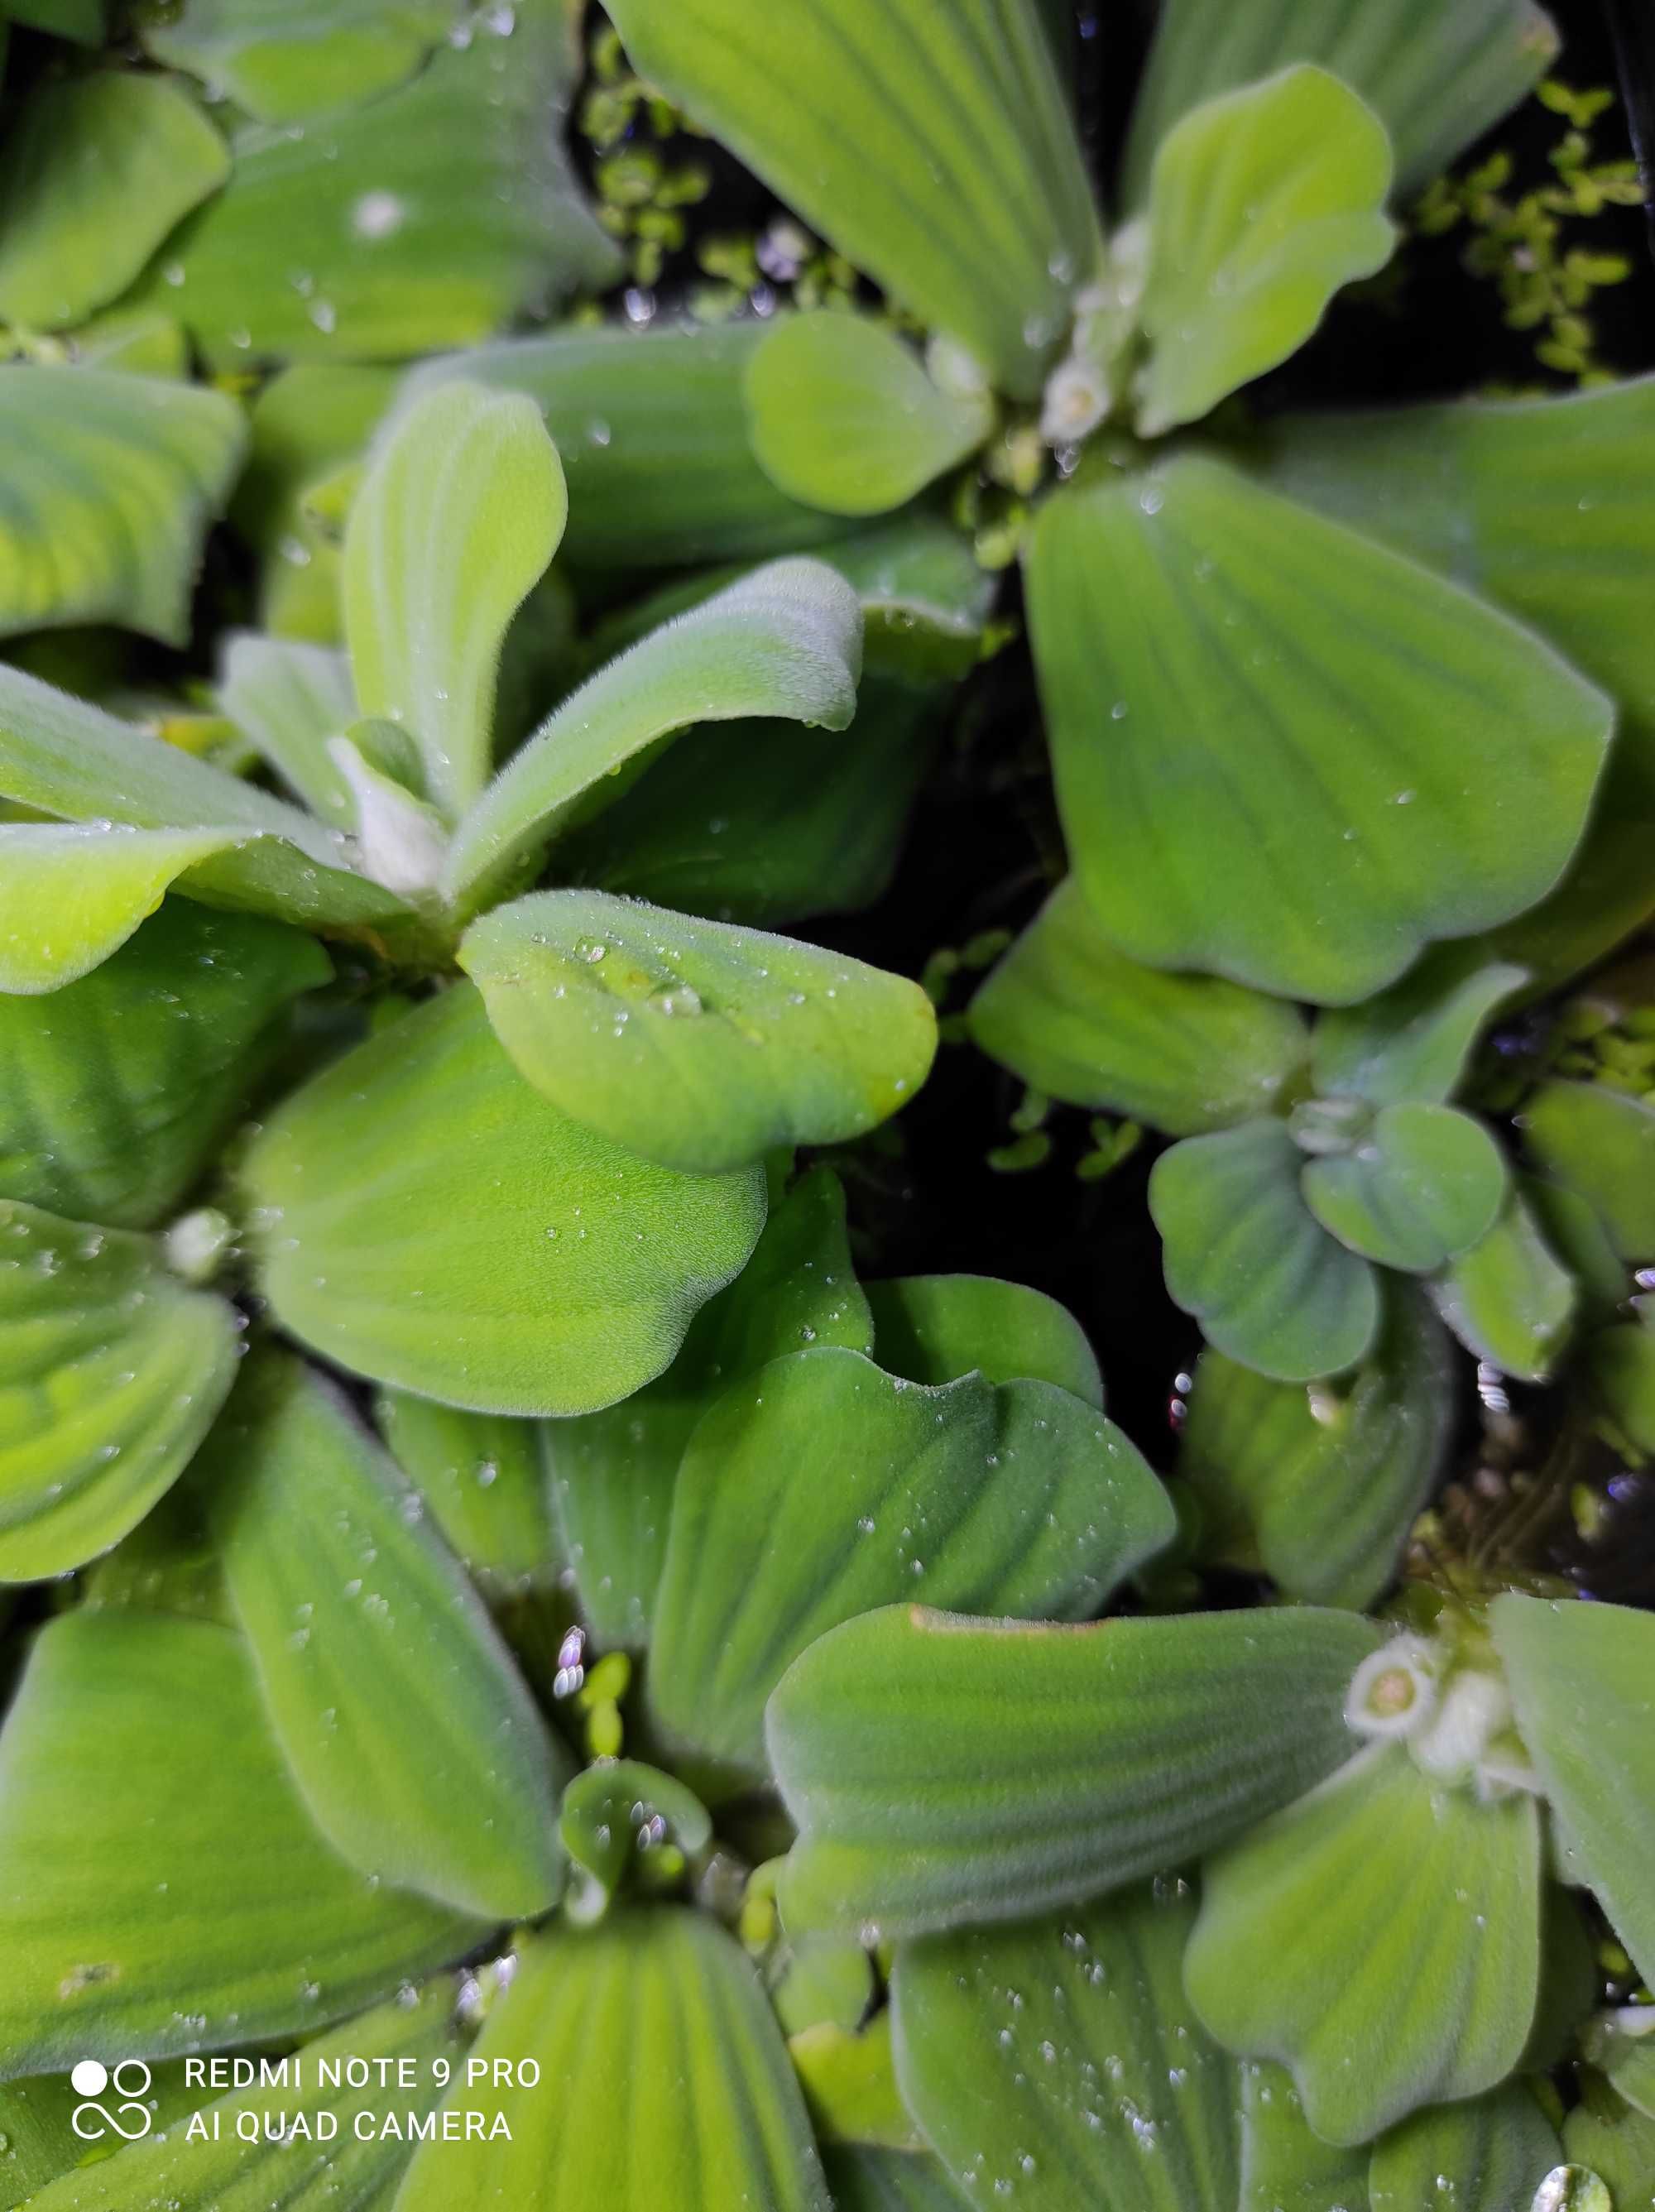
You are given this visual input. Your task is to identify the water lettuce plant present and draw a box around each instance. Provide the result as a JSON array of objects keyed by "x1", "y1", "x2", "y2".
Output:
[{"x1": 0, "y1": 0, "x2": 1650, "y2": 2208}]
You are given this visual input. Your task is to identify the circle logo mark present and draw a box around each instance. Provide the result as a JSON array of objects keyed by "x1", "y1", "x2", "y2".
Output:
[{"x1": 70, "y1": 2058, "x2": 154, "y2": 2142}]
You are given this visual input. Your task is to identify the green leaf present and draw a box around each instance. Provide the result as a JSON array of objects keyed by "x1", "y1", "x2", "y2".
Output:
[
  {"x1": 0, "y1": 899, "x2": 327, "y2": 1232},
  {"x1": 1029, "y1": 458, "x2": 1612, "y2": 1005},
  {"x1": 1369, "y1": 2083, "x2": 1563, "y2": 2212},
  {"x1": 1312, "y1": 948, "x2": 1530, "y2": 1106},
  {"x1": 823, "y1": 2148, "x2": 972, "y2": 2212},
  {"x1": 894, "y1": 1882, "x2": 1367, "y2": 2210},
  {"x1": 744, "y1": 315, "x2": 993, "y2": 518},
  {"x1": 0, "y1": 367, "x2": 244, "y2": 645},
  {"x1": 1250, "y1": 377, "x2": 1655, "y2": 990},
  {"x1": 21, "y1": 1982, "x2": 465, "y2": 2212},
  {"x1": 560, "y1": 1760, "x2": 712, "y2": 1904},
  {"x1": 0, "y1": 1200, "x2": 239, "y2": 1583},
  {"x1": 1181, "y1": 1283, "x2": 1453, "y2": 1608},
  {"x1": 866, "y1": 1273, "x2": 1103, "y2": 1405},
  {"x1": 604, "y1": 0, "x2": 1101, "y2": 401},
  {"x1": 1122, "y1": 0, "x2": 1557, "y2": 204},
  {"x1": 460, "y1": 890, "x2": 934, "y2": 1175},
  {"x1": 790, "y1": 2011, "x2": 917, "y2": 2152},
  {"x1": 1431, "y1": 1188, "x2": 1576, "y2": 1381},
  {"x1": 2, "y1": 0, "x2": 103, "y2": 44},
  {"x1": 1151, "y1": 1120, "x2": 1381, "y2": 1382},
  {"x1": 1561, "y1": 2096, "x2": 1655, "y2": 2210},
  {"x1": 377, "y1": 1388, "x2": 556, "y2": 1593},
  {"x1": 1493, "y1": 1595, "x2": 1655, "y2": 1992},
  {"x1": 1301, "y1": 1102, "x2": 1508, "y2": 1274},
  {"x1": 0, "y1": 75, "x2": 227, "y2": 331},
  {"x1": 396, "y1": 1909, "x2": 831, "y2": 2210},
  {"x1": 210, "y1": 1356, "x2": 569, "y2": 1918},
  {"x1": 142, "y1": 0, "x2": 460, "y2": 124},
  {"x1": 1136, "y1": 66, "x2": 1394, "y2": 437},
  {"x1": 219, "y1": 632, "x2": 357, "y2": 826},
  {"x1": 769, "y1": 1603, "x2": 1379, "y2": 1940},
  {"x1": 1591, "y1": 1321, "x2": 1655, "y2": 1458},
  {"x1": 1186, "y1": 1744, "x2": 1542, "y2": 2143},
  {"x1": 1523, "y1": 1082, "x2": 1655, "y2": 1264},
  {"x1": 650, "y1": 1347, "x2": 1173, "y2": 1770},
  {"x1": 0, "y1": 1608, "x2": 482, "y2": 2076},
  {"x1": 445, "y1": 558, "x2": 863, "y2": 907},
  {"x1": 243, "y1": 981, "x2": 766, "y2": 1417},
  {"x1": 343, "y1": 381, "x2": 568, "y2": 817},
  {"x1": 970, "y1": 878, "x2": 1308, "y2": 1135},
  {"x1": 547, "y1": 1164, "x2": 871, "y2": 1647},
  {"x1": 137, "y1": 4, "x2": 616, "y2": 367}
]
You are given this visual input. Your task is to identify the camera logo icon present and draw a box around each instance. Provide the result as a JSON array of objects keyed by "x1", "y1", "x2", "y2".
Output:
[{"x1": 70, "y1": 2058, "x2": 154, "y2": 2142}]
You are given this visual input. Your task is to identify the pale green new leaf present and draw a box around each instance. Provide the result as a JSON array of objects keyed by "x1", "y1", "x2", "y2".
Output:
[
  {"x1": 1431, "y1": 1188, "x2": 1576, "y2": 1381},
  {"x1": 219, "y1": 632, "x2": 358, "y2": 825},
  {"x1": 445, "y1": 558, "x2": 862, "y2": 906},
  {"x1": 1312, "y1": 948, "x2": 1530, "y2": 1106},
  {"x1": 971, "y1": 878, "x2": 1308, "y2": 1135},
  {"x1": 137, "y1": 5, "x2": 616, "y2": 367},
  {"x1": 0, "y1": 76, "x2": 227, "y2": 331},
  {"x1": 1369, "y1": 2083, "x2": 1563, "y2": 2212},
  {"x1": 1122, "y1": 0, "x2": 1557, "y2": 204},
  {"x1": 1029, "y1": 459, "x2": 1612, "y2": 1004},
  {"x1": 1494, "y1": 1595, "x2": 1655, "y2": 1992},
  {"x1": 745, "y1": 315, "x2": 993, "y2": 517},
  {"x1": 546, "y1": 1165, "x2": 871, "y2": 1647},
  {"x1": 142, "y1": 0, "x2": 461, "y2": 124},
  {"x1": 1186, "y1": 1745, "x2": 1542, "y2": 2143},
  {"x1": 1301, "y1": 1102, "x2": 1508, "y2": 1274},
  {"x1": 604, "y1": 0, "x2": 1101, "y2": 401},
  {"x1": 0, "y1": 1200, "x2": 239, "y2": 1582},
  {"x1": 211, "y1": 1356, "x2": 569, "y2": 1919},
  {"x1": 242, "y1": 982, "x2": 766, "y2": 1416},
  {"x1": 0, "y1": 367, "x2": 244, "y2": 643},
  {"x1": 866, "y1": 1274, "x2": 1103, "y2": 1405},
  {"x1": 377, "y1": 1389, "x2": 556, "y2": 1594},
  {"x1": 1523, "y1": 1082, "x2": 1655, "y2": 1263},
  {"x1": 1151, "y1": 1120, "x2": 1380, "y2": 1382},
  {"x1": 344, "y1": 381, "x2": 568, "y2": 815},
  {"x1": 395, "y1": 1911, "x2": 831, "y2": 2210},
  {"x1": 1136, "y1": 67, "x2": 1394, "y2": 436},
  {"x1": 650, "y1": 1347, "x2": 1174, "y2": 1769},
  {"x1": 768, "y1": 1603, "x2": 1379, "y2": 1939},
  {"x1": 22, "y1": 1982, "x2": 465, "y2": 2212},
  {"x1": 560, "y1": 1761, "x2": 712, "y2": 1903},
  {"x1": 0, "y1": 1609, "x2": 482, "y2": 2076},
  {"x1": 461, "y1": 890, "x2": 933, "y2": 1174},
  {"x1": 1181, "y1": 1284, "x2": 1453, "y2": 1608}
]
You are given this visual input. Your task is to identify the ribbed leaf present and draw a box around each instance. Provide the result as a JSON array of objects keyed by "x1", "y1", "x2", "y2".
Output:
[
  {"x1": 970, "y1": 879, "x2": 1308, "y2": 1136},
  {"x1": 0, "y1": 76, "x2": 227, "y2": 330},
  {"x1": 0, "y1": 900, "x2": 327, "y2": 1231},
  {"x1": 1182, "y1": 1284, "x2": 1452, "y2": 1609},
  {"x1": 1122, "y1": 0, "x2": 1557, "y2": 204},
  {"x1": 1523, "y1": 1082, "x2": 1655, "y2": 1263},
  {"x1": 1151, "y1": 1120, "x2": 1380, "y2": 1382},
  {"x1": 137, "y1": 2, "x2": 615, "y2": 366},
  {"x1": 22, "y1": 1983, "x2": 465, "y2": 2212},
  {"x1": 0, "y1": 1200, "x2": 239, "y2": 1583},
  {"x1": 377, "y1": 1389, "x2": 556, "y2": 1594},
  {"x1": 0, "y1": 368, "x2": 243, "y2": 644},
  {"x1": 219, "y1": 633, "x2": 357, "y2": 825},
  {"x1": 1136, "y1": 67, "x2": 1394, "y2": 436},
  {"x1": 604, "y1": 0, "x2": 1101, "y2": 401},
  {"x1": 242, "y1": 982, "x2": 766, "y2": 1416},
  {"x1": 1494, "y1": 1594, "x2": 1655, "y2": 1991},
  {"x1": 769, "y1": 1603, "x2": 1379, "y2": 1940},
  {"x1": 1312, "y1": 949, "x2": 1530, "y2": 1106},
  {"x1": 1302, "y1": 1102, "x2": 1508, "y2": 1274},
  {"x1": 1029, "y1": 458, "x2": 1612, "y2": 1004},
  {"x1": 461, "y1": 890, "x2": 933, "y2": 1174},
  {"x1": 142, "y1": 0, "x2": 459, "y2": 123},
  {"x1": 211, "y1": 1356, "x2": 569, "y2": 1918},
  {"x1": 395, "y1": 1910, "x2": 831, "y2": 2210},
  {"x1": 1431, "y1": 1189, "x2": 1576, "y2": 1381},
  {"x1": 445, "y1": 559, "x2": 862, "y2": 908},
  {"x1": 866, "y1": 1274, "x2": 1102, "y2": 1405},
  {"x1": 344, "y1": 381, "x2": 568, "y2": 816},
  {"x1": 1186, "y1": 1745, "x2": 1542, "y2": 2143},
  {"x1": 1369, "y1": 2084, "x2": 1562, "y2": 2212},
  {"x1": 745, "y1": 315, "x2": 993, "y2": 516},
  {"x1": 0, "y1": 1609, "x2": 481, "y2": 2077},
  {"x1": 547, "y1": 1165, "x2": 871, "y2": 1647},
  {"x1": 650, "y1": 1347, "x2": 1174, "y2": 1770}
]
